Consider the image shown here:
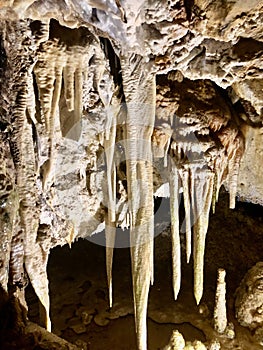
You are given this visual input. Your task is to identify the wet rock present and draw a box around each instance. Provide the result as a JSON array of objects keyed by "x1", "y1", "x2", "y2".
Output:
[
  {"x1": 67, "y1": 317, "x2": 87, "y2": 334},
  {"x1": 253, "y1": 326, "x2": 263, "y2": 346},
  {"x1": 75, "y1": 305, "x2": 94, "y2": 325},
  {"x1": 107, "y1": 304, "x2": 133, "y2": 319},
  {"x1": 74, "y1": 339, "x2": 88, "y2": 350},
  {"x1": 94, "y1": 312, "x2": 110, "y2": 327}
]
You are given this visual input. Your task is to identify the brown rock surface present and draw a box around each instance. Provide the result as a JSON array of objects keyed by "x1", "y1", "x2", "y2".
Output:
[{"x1": 0, "y1": 1, "x2": 262, "y2": 349}]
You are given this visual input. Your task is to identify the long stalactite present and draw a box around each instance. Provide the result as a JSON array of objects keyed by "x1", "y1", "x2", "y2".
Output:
[{"x1": 121, "y1": 54, "x2": 156, "y2": 350}]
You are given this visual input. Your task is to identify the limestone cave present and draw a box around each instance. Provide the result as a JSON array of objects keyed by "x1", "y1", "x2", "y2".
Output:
[{"x1": 0, "y1": 1, "x2": 263, "y2": 349}]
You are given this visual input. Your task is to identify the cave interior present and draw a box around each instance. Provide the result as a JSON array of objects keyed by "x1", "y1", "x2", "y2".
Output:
[{"x1": 0, "y1": 1, "x2": 263, "y2": 350}]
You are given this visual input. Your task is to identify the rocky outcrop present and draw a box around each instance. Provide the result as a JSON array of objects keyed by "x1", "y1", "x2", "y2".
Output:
[
  {"x1": 235, "y1": 262, "x2": 263, "y2": 334},
  {"x1": 0, "y1": 1, "x2": 262, "y2": 350}
]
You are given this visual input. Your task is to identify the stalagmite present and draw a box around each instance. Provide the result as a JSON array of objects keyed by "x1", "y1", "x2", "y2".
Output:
[
  {"x1": 169, "y1": 159, "x2": 181, "y2": 300},
  {"x1": 121, "y1": 54, "x2": 155, "y2": 350},
  {"x1": 193, "y1": 170, "x2": 214, "y2": 305},
  {"x1": 164, "y1": 329, "x2": 185, "y2": 350},
  {"x1": 214, "y1": 268, "x2": 227, "y2": 334}
]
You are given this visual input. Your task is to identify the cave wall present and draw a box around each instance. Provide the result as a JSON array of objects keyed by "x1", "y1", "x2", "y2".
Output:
[{"x1": 0, "y1": 1, "x2": 262, "y2": 349}]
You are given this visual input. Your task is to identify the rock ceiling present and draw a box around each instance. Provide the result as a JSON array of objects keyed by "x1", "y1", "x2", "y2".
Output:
[{"x1": 0, "y1": 1, "x2": 263, "y2": 349}]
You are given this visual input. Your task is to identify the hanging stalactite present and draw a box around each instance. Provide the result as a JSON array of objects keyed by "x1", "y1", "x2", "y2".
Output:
[
  {"x1": 169, "y1": 157, "x2": 181, "y2": 300},
  {"x1": 121, "y1": 53, "x2": 156, "y2": 350},
  {"x1": 192, "y1": 168, "x2": 214, "y2": 305},
  {"x1": 104, "y1": 95, "x2": 119, "y2": 308}
]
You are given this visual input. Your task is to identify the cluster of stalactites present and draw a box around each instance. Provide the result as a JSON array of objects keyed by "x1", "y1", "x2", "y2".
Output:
[
  {"x1": 167, "y1": 118, "x2": 244, "y2": 305},
  {"x1": 103, "y1": 66, "x2": 244, "y2": 350},
  {"x1": 103, "y1": 54, "x2": 156, "y2": 350},
  {"x1": 152, "y1": 78, "x2": 244, "y2": 309},
  {"x1": 33, "y1": 38, "x2": 96, "y2": 189},
  {"x1": 1, "y1": 18, "x2": 245, "y2": 350},
  {"x1": 0, "y1": 19, "x2": 104, "y2": 332},
  {"x1": 169, "y1": 159, "x2": 215, "y2": 304}
]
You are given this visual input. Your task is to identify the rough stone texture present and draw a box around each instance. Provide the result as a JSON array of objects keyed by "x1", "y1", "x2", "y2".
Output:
[
  {"x1": 0, "y1": 1, "x2": 262, "y2": 349},
  {"x1": 237, "y1": 126, "x2": 263, "y2": 205},
  {"x1": 235, "y1": 262, "x2": 263, "y2": 331}
]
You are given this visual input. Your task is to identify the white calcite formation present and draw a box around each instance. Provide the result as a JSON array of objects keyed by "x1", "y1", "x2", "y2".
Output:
[
  {"x1": 213, "y1": 268, "x2": 227, "y2": 334},
  {"x1": 0, "y1": 1, "x2": 262, "y2": 350}
]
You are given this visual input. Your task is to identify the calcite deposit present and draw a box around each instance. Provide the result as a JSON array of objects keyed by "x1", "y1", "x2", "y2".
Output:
[{"x1": 0, "y1": 1, "x2": 262, "y2": 349}]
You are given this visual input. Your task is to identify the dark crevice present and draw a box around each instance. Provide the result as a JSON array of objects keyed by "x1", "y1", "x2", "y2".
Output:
[
  {"x1": 184, "y1": 0, "x2": 194, "y2": 21},
  {"x1": 0, "y1": 34, "x2": 7, "y2": 71},
  {"x1": 99, "y1": 37, "x2": 123, "y2": 96},
  {"x1": 29, "y1": 20, "x2": 42, "y2": 37},
  {"x1": 49, "y1": 19, "x2": 94, "y2": 47},
  {"x1": 233, "y1": 37, "x2": 263, "y2": 60},
  {"x1": 234, "y1": 98, "x2": 262, "y2": 126}
]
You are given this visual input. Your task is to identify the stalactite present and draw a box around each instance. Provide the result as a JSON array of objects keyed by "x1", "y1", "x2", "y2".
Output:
[
  {"x1": 169, "y1": 158, "x2": 181, "y2": 300},
  {"x1": 34, "y1": 40, "x2": 59, "y2": 133},
  {"x1": 105, "y1": 223, "x2": 115, "y2": 308},
  {"x1": 45, "y1": 50, "x2": 67, "y2": 190},
  {"x1": 35, "y1": 41, "x2": 95, "y2": 190},
  {"x1": 226, "y1": 134, "x2": 244, "y2": 210},
  {"x1": 74, "y1": 53, "x2": 84, "y2": 133},
  {"x1": 63, "y1": 53, "x2": 75, "y2": 112},
  {"x1": 215, "y1": 127, "x2": 244, "y2": 210},
  {"x1": 156, "y1": 78, "x2": 245, "y2": 312},
  {"x1": 104, "y1": 98, "x2": 119, "y2": 309},
  {"x1": 192, "y1": 169, "x2": 214, "y2": 305},
  {"x1": 212, "y1": 151, "x2": 228, "y2": 211},
  {"x1": 179, "y1": 167, "x2": 192, "y2": 263},
  {"x1": 121, "y1": 54, "x2": 155, "y2": 350}
]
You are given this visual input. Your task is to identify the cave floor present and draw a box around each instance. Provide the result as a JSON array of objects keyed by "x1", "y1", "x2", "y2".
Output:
[{"x1": 26, "y1": 192, "x2": 263, "y2": 350}]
